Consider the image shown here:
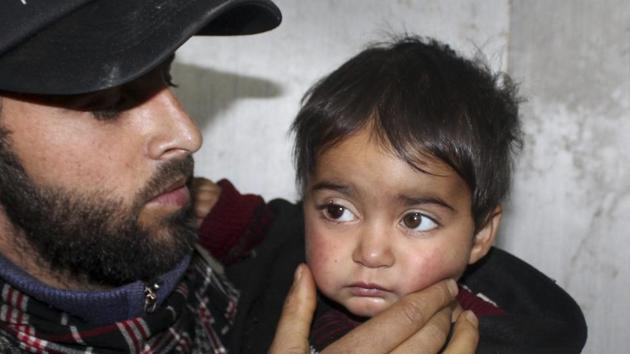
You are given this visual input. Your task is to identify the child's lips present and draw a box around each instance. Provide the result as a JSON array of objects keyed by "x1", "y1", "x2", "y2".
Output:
[{"x1": 348, "y1": 282, "x2": 390, "y2": 297}]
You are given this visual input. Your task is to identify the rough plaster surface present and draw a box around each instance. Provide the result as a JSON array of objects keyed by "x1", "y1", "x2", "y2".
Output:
[
  {"x1": 504, "y1": 1, "x2": 630, "y2": 353},
  {"x1": 172, "y1": 0, "x2": 628, "y2": 352}
]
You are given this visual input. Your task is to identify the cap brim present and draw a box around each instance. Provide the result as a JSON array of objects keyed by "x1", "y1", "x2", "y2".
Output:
[{"x1": 0, "y1": 0, "x2": 281, "y2": 95}]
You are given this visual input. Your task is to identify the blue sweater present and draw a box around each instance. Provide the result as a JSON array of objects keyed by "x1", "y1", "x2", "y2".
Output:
[{"x1": 0, "y1": 252, "x2": 190, "y2": 324}]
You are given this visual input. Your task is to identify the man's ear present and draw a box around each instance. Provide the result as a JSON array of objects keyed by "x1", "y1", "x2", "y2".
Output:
[{"x1": 468, "y1": 206, "x2": 502, "y2": 265}]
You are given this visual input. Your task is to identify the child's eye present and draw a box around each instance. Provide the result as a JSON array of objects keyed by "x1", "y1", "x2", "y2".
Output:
[
  {"x1": 320, "y1": 202, "x2": 357, "y2": 222},
  {"x1": 400, "y1": 212, "x2": 438, "y2": 232}
]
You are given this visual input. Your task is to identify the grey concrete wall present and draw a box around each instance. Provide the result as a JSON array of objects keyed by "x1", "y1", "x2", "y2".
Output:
[
  {"x1": 174, "y1": 1, "x2": 629, "y2": 352},
  {"x1": 503, "y1": 1, "x2": 630, "y2": 353}
]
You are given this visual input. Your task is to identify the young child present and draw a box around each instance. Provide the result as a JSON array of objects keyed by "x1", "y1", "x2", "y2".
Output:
[{"x1": 195, "y1": 36, "x2": 586, "y2": 353}]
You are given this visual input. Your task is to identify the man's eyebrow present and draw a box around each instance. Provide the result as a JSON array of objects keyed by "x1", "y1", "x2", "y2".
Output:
[
  {"x1": 310, "y1": 181, "x2": 354, "y2": 196},
  {"x1": 398, "y1": 194, "x2": 455, "y2": 212}
]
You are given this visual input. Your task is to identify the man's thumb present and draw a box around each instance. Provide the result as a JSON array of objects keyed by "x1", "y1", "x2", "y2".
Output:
[{"x1": 268, "y1": 264, "x2": 317, "y2": 354}]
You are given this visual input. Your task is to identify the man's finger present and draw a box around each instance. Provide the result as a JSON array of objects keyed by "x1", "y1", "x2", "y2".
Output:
[
  {"x1": 268, "y1": 264, "x2": 317, "y2": 354},
  {"x1": 191, "y1": 177, "x2": 222, "y2": 226},
  {"x1": 322, "y1": 279, "x2": 458, "y2": 354},
  {"x1": 441, "y1": 311, "x2": 479, "y2": 354},
  {"x1": 191, "y1": 177, "x2": 213, "y2": 190},
  {"x1": 390, "y1": 306, "x2": 453, "y2": 354}
]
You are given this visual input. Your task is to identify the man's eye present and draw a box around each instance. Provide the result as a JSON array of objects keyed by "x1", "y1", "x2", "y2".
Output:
[
  {"x1": 89, "y1": 93, "x2": 129, "y2": 121},
  {"x1": 401, "y1": 212, "x2": 438, "y2": 232},
  {"x1": 320, "y1": 202, "x2": 356, "y2": 222},
  {"x1": 92, "y1": 108, "x2": 123, "y2": 120}
]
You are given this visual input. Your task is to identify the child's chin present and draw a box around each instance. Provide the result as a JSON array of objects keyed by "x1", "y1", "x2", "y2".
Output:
[{"x1": 345, "y1": 297, "x2": 392, "y2": 318}]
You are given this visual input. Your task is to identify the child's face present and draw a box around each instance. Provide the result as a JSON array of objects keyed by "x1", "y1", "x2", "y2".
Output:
[{"x1": 303, "y1": 127, "x2": 496, "y2": 318}]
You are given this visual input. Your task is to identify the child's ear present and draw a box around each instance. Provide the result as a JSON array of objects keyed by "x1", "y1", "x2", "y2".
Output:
[{"x1": 468, "y1": 206, "x2": 502, "y2": 265}]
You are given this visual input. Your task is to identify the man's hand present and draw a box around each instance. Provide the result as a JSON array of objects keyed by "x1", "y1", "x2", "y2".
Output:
[
  {"x1": 442, "y1": 310, "x2": 479, "y2": 354},
  {"x1": 269, "y1": 264, "x2": 479, "y2": 354},
  {"x1": 191, "y1": 177, "x2": 222, "y2": 227},
  {"x1": 268, "y1": 264, "x2": 317, "y2": 354}
]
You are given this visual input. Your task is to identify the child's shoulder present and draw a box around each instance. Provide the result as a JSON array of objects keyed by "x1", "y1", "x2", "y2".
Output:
[{"x1": 461, "y1": 247, "x2": 587, "y2": 353}]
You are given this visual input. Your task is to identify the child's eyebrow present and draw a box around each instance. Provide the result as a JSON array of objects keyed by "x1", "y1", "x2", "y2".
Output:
[
  {"x1": 397, "y1": 194, "x2": 455, "y2": 212},
  {"x1": 310, "y1": 181, "x2": 354, "y2": 197}
]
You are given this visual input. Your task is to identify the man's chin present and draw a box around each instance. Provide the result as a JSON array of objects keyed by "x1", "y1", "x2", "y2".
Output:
[
  {"x1": 142, "y1": 223, "x2": 195, "y2": 250},
  {"x1": 76, "y1": 204, "x2": 198, "y2": 286},
  {"x1": 138, "y1": 203, "x2": 193, "y2": 231}
]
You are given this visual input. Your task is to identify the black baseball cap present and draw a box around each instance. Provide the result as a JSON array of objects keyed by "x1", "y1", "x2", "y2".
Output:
[{"x1": 0, "y1": 0, "x2": 281, "y2": 95}]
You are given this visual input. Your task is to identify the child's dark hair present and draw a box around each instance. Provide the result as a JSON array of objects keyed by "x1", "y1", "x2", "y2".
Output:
[{"x1": 291, "y1": 35, "x2": 523, "y2": 230}]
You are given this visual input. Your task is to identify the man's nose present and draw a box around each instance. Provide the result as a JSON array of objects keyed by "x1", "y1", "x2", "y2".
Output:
[
  {"x1": 141, "y1": 88, "x2": 202, "y2": 160},
  {"x1": 352, "y1": 225, "x2": 395, "y2": 269}
]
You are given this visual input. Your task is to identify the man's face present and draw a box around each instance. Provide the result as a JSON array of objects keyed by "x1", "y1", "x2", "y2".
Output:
[
  {"x1": 303, "y1": 126, "x2": 492, "y2": 318},
  {"x1": 0, "y1": 60, "x2": 203, "y2": 287}
]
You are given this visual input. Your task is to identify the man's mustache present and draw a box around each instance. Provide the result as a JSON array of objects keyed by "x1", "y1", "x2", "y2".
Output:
[{"x1": 137, "y1": 156, "x2": 195, "y2": 206}]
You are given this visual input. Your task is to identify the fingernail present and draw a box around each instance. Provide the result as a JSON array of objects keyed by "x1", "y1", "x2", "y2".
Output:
[
  {"x1": 446, "y1": 279, "x2": 458, "y2": 297},
  {"x1": 465, "y1": 310, "x2": 479, "y2": 328},
  {"x1": 294, "y1": 264, "x2": 303, "y2": 282},
  {"x1": 287, "y1": 265, "x2": 303, "y2": 295}
]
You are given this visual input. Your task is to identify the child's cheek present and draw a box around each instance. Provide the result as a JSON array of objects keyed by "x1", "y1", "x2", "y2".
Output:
[
  {"x1": 399, "y1": 245, "x2": 469, "y2": 295},
  {"x1": 305, "y1": 228, "x2": 342, "y2": 295}
]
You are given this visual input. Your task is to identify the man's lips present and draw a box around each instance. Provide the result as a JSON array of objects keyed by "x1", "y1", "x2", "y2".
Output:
[
  {"x1": 147, "y1": 179, "x2": 190, "y2": 207},
  {"x1": 347, "y1": 282, "x2": 390, "y2": 297}
]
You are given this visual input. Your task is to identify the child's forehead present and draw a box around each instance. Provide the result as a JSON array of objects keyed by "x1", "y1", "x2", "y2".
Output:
[
  {"x1": 312, "y1": 126, "x2": 469, "y2": 196},
  {"x1": 317, "y1": 124, "x2": 454, "y2": 177}
]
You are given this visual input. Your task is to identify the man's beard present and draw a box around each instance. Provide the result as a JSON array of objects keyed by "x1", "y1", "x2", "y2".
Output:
[{"x1": 0, "y1": 130, "x2": 197, "y2": 287}]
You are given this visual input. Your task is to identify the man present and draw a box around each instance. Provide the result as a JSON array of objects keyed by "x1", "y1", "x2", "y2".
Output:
[{"x1": 0, "y1": 0, "x2": 477, "y2": 353}]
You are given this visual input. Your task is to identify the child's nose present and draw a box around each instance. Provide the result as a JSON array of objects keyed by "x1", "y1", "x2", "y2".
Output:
[{"x1": 352, "y1": 227, "x2": 394, "y2": 268}]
